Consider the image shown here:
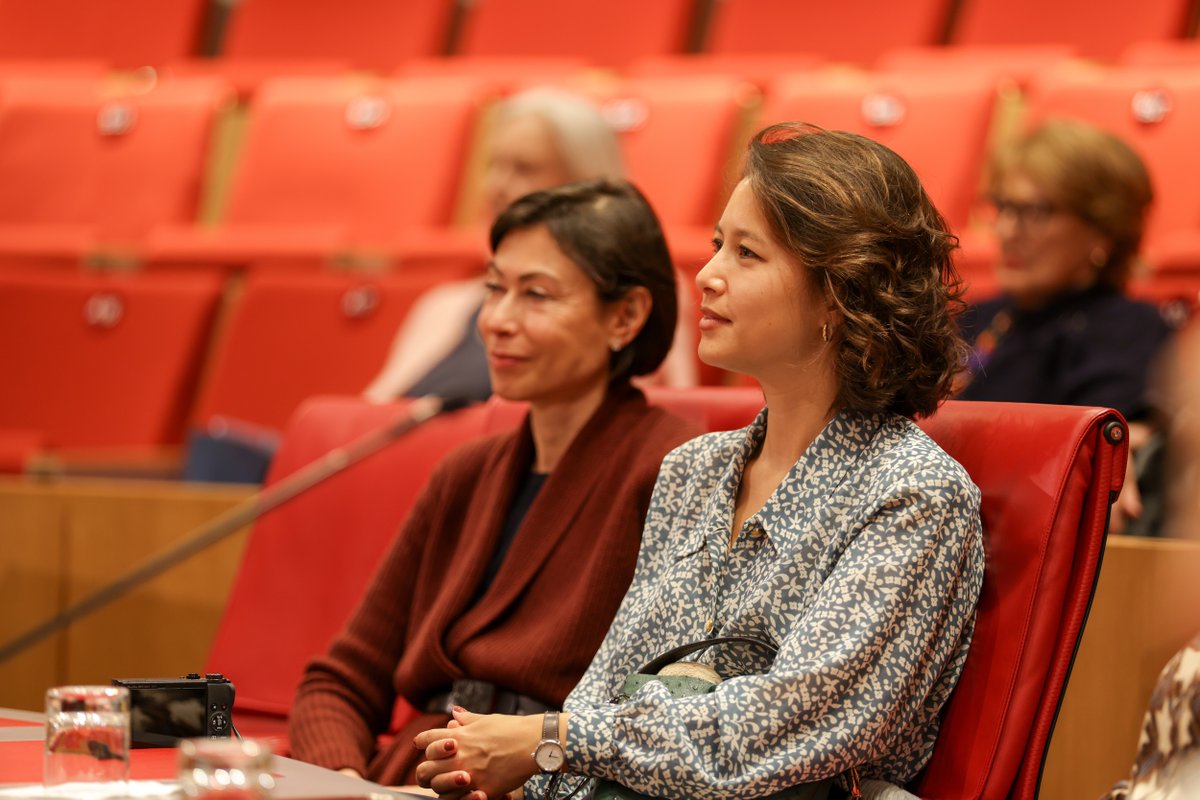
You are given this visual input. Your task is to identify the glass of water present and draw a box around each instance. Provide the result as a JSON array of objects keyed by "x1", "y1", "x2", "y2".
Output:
[
  {"x1": 44, "y1": 685, "x2": 131, "y2": 788},
  {"x1": 178, "y1": 738, "x2": 275, "y2": 800}
]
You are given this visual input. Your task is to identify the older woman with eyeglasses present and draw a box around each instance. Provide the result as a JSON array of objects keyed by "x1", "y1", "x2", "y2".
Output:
[{"x1": 958, "y1": 118, "x2": 1176, "y2": 532}]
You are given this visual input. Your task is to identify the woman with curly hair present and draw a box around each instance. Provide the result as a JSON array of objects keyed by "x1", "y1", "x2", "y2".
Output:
[{"x1": 413, "y1": 123, "x2": 985, "y2": 800}]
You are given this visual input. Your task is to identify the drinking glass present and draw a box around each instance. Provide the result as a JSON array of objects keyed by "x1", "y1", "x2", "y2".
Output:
[
  {"x1": 44, "y1": 685, "x2": 131, "y2": 788},
  {"x1": 178, "y1": 738, "x2": 275, "y2": 800}
]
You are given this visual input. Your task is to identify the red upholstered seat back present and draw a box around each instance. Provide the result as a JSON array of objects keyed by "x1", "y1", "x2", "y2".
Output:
[
  {"x1": 0, "y1": 77, "x2": 233, "y2": 241},
  {"x1": 193, "y1": 269, "x2": 483, "y2": 432},
  {"x1": 0, "y1": 270, "x2": 224, "y2": 453},
  {"x1": 911, "y1": 401, "x2": 1126, "y2": 800},
  {"x1": 222, "y1": 0, "x2": 454, "y2": 68},
  {"x1": 222, "y1": 77, "x2": 483, "y2": 237},
  {"x1": 0, "y1": 0, "x2": 207, "y2": 66},
  {"x1": 705, "y1": 0, "x2": 952, "y2": 66},
  {"x1": 206, "y1": 387, "x2": 763, "y2": 722},
  {"x1": 455, "y1": 0, "x2": 694, "y2": 67},
  {"x1": 949, "y1": 0, "x2": 1191, "y2": 61}
]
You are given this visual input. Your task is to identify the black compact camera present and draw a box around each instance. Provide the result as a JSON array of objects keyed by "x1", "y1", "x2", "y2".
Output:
[{"x1": 112, "y1": 673, "x2": 235, "y2": 748}]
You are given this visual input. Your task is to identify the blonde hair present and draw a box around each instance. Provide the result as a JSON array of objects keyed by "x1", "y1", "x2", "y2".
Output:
[{"x1": 989, "y1": 119, "x2": 1153, "y2": 289}]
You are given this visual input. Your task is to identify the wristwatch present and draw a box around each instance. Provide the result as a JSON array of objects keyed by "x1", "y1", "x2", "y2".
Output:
[{"x1": 531, "y1": 711, "x2": 565, "y2": 773}]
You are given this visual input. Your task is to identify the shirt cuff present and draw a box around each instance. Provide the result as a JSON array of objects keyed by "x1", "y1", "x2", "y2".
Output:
[{"x1": 564, "y1": 702, "x2": 619, "y2": 779}]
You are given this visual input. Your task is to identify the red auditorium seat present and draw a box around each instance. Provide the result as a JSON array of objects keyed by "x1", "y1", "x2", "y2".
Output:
[
  {"x1": 1130, "y1": 232, "x2": 1200, "y2": 325},
  {"x1": 224, "y1": 77, "x2": 481, "y2": 233},
  {"x1": 148, "y1": 76, "x2": 485, "y2": 266},
  {"x1": 910, "y1": 402, "x2": 1125, "y2": 799},
  {"x1": 0, "y1": 77, "x2": 234, "y2": 254},
  {"x1": 1121, "y1": 39, "x2": 1200, "y2": 67},
  {"x1": 626, "y1": 53, "x2": 823, "y2": 90},
  {"x1": 949, "y1": 0, "x2": 1193, "y2": 61},
  {"x1": 876, "y1": 44, "x2": 1078, "y2": 89},
  {"x1": 0, "y1": 270, "x2": 224, "y2": 468},
  {"x1": 221, "y1": 0, "x2": 454, "y2": 68},
  {"x1": 1025, "y1": 67, "x2": 1200, "y2": 246},
  {"x1": 192, "y1": 269, "x2": 483, "y2": 434},
  {"x1": 0, "y1": 0, "x2": 207, "y2": 67},
  {"x1": 758, "y1": 72, "x2": 1000, "y2": 231},
  {"x1": 168, "y1": 0, "x2": 455, "y2": 98},
  {"x1": 395, "y1": 55, "x2": 593, "y2": 95},
  {"x1": 703, "y1": 0, "x2": 953, "y2": 66},
  {"x1": 581, "y1": 76, "x2": 759, "y2": 228},
  {"x1": 454, "y1": 0, "x2": 694, "y2": 67},
  {"x1": 204, "y1": 386, "x2": 763, "y2": 749}
]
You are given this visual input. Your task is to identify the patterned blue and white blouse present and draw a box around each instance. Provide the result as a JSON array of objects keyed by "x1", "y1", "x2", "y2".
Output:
[{"x1": 547, "y1": 407, "x2": 984, "y2": 798}]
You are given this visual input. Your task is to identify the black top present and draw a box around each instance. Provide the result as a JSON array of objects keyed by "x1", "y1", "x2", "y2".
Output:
[
  {"x1": 479, "y1": 469, "x2": 549, "y2": 594},
  {"x1": 959, "y1": 286, "x2": 1175, "y2": 420},
  {"x1": 405, "y1": 305, "x2": 493, "y2": 404}
]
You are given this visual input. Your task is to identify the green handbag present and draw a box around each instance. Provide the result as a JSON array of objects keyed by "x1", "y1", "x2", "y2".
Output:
[{"x1": 588, "y1": 636, "x2": 843, "y2": 800}]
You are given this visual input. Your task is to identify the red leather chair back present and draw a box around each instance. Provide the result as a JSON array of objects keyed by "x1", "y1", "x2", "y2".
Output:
[
  {"x1": 206, "y1": 388, "x2": 763, "y2": 727},
  {"x1": 910, "y1": 401, "x2": 1127, "y2": 799}
]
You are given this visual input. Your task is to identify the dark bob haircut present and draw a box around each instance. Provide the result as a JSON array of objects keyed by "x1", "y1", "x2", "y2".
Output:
[
  {"x1": 489, "y1": 178, "x2": 677, "y2": 380},
  {"x1": 744, "y1": 122, "x2": 967, "y2": 418}
]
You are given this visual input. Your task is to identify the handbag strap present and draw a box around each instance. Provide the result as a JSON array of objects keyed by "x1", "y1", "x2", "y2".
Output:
[{"x1": 639, "y1": 635, "x2": 778, "y2": 676}]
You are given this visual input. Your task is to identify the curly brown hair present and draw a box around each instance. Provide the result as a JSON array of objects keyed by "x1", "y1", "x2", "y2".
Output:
[{"x1": 744, "y1": 122, "x2": 967, "y2": 418}]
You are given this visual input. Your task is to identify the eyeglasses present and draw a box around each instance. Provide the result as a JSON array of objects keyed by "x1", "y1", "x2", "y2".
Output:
[{"x1": 988, "y1": 196, "x2": 1063, "y2": 227}]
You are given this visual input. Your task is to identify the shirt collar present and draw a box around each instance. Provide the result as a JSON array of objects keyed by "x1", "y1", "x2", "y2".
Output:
[{"x1": 698, "y1": 406, "x2": 886, "y2": 547}]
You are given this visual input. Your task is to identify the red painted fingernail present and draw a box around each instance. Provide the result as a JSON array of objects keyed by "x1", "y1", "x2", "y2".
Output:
[
  {"x1": 452, "y1": 705, "x2": 466, "y2": 714},
  {"x1": 445, "y1": 739, "x2": 457, "y2": 753},
  {"x1": 455, "y1": 773, "x2": 469, "y2": 787}
]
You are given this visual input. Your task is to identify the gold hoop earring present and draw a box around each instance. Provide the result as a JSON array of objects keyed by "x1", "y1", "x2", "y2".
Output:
[{"x1": 821, "y1": 323, "x2": 831, "y2": 343}]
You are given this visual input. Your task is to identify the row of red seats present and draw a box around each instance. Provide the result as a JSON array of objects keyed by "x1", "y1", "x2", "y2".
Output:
[
  {"x1": 0, "y1": 0, "x2": 1198, "y2": 69},
  {"x1": 0, "y1": 268, "x2": 457, "y2": 468},
  {"x1": 4, "y1": 257, "x2": 1197, "y2": 470},
  {"x1": 5, "y1": 64, "x2": 1200, "y2": 270}
]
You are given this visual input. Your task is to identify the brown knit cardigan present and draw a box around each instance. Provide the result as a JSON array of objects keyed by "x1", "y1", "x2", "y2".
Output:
[{"x1": 288, "y1": 383, "x2": 698, "y2": 785}]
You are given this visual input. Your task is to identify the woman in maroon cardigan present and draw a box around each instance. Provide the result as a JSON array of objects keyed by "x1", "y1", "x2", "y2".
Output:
[{"x1": 287, "y1": 180, "x2": 699, "y2": 787}]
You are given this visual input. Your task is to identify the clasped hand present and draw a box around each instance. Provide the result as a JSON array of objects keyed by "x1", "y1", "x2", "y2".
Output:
[{"x1": 413, "y1": 707, "x2": 542, "y2": 800}]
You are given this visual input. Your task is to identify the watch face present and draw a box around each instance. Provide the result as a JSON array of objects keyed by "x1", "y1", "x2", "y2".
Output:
[{"x1": 533, "y1": 740, "x2": 564, "y2": 772}]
